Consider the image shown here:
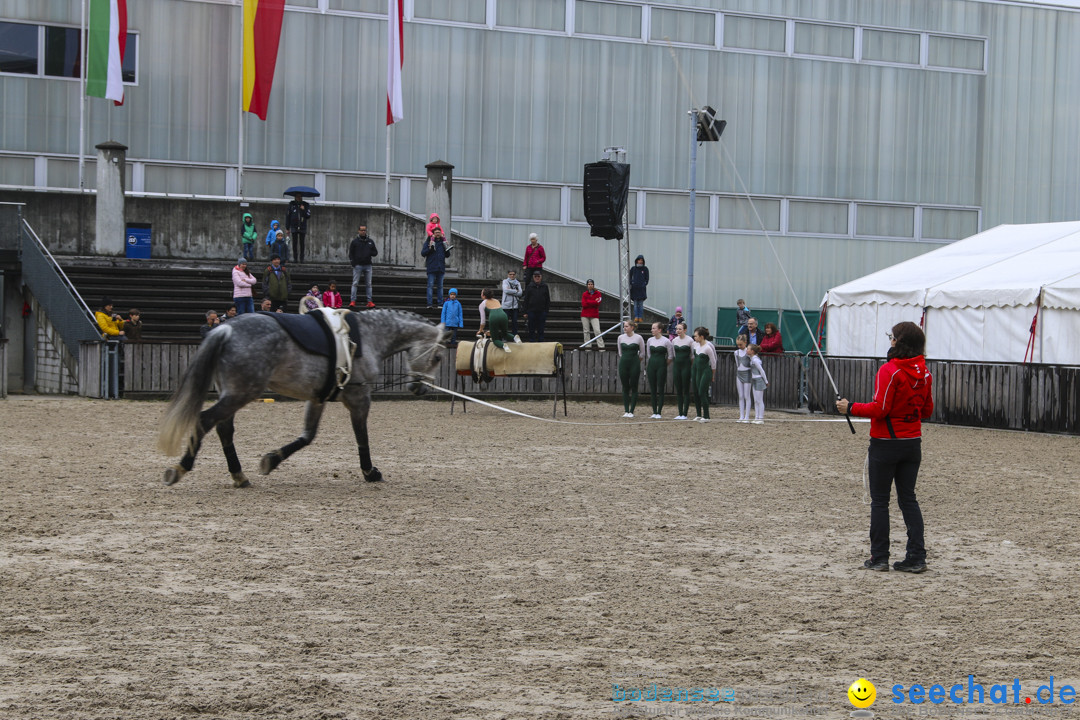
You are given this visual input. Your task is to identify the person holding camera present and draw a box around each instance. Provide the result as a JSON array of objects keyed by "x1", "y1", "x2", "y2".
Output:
[
  {"x1": 199, "y1": 310, "x2": 221, "y2": 340},
  {"x1": 94, "y1": 297, "x2": 126, "y2": 339}
]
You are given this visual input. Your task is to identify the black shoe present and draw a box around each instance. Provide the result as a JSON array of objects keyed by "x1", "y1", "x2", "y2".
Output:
[
  {"x1": 893, "y1": 558, "x2": 927, "y2": 573},
  {"x1": 862, "y1": 557, "x2": 889, "y2": 571}
]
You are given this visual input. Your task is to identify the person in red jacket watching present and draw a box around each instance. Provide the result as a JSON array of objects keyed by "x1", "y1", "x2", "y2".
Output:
[
  {"x1": 523, "y1": 232, "x2": 545, "y2": 274},
  {"x1": 837, "y1": 321, "x2": 934, "y2": 574},
  {"x1": 760, "y1": 322, "x2": 784, "y2": 354},
  {"x1": 580, "y1": 279, "x2": 604, "y2": 350}
]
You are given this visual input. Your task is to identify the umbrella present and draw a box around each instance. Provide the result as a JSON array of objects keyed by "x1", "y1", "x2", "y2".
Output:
[{"x1": 284, "y1": 186, "x2": 321, "y2": 198}]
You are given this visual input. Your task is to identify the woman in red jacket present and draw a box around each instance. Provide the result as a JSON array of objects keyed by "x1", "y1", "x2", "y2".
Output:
[
  {"x1": 837, "y1": 321, "x2": 934, "y2": 574},
  {"x1": 760, "y1": 322, "x2": 784, "y2": 354}
]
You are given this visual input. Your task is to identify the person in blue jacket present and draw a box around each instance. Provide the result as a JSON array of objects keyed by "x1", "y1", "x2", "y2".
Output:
[
  {"x1": 265, "y1": 220, "x2": 281, "y2": 249},
  {"x1": 421, "y1": 227, "x2": 451, "y2": 308},
  {"x1": 440, "y1": 289, "x2": 464, "y2": 346}
]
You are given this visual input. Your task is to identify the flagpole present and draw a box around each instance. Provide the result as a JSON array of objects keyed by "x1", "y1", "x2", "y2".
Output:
[
  {"x1": 385, "y1": 125, "x2": 392, "y2": 206},
  {"x1": 78, "y1": 0, "x2": 88, "y2": 190},
  {"x1": 238, "y1": 0, "x2": 244, "y2": 198}
]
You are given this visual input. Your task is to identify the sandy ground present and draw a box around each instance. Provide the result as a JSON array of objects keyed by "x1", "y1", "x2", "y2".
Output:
[{"x1": 1, "y1": 394, "x2": 1079, "y2": 720}]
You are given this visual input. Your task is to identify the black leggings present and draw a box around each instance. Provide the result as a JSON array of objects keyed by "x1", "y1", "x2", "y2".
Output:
[{"x1": 867, "y1": 437, "x2": 925, "y2": 562}]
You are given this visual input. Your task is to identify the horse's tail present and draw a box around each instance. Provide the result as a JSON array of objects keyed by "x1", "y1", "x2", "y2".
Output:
[{"x1": 157, "y1": 325, "x2": 232, "y2": 456}]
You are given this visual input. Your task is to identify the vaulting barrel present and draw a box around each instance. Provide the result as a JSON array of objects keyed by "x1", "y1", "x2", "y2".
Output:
[{"x1": 455, "y1": 340, "x2": 563, "y2": 379}]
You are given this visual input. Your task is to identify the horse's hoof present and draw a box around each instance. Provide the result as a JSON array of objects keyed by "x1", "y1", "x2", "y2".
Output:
[
  {"x1": 363, "y1": 466, "x2": 383, "y2": 483},
  {"x1": 259, "y1": 452, "x2": 282, "y2": 476},
  {"x1": 232, "y1": 472, "x2": 251, "y2": 489},
  {"x1": 163, "y1": 465, "x2": 185, "y2": 486}
]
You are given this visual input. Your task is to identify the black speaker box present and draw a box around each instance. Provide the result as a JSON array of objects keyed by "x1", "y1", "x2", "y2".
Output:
[{"x1": 582, "y1": 161, "x2": 630, "y2": 240}]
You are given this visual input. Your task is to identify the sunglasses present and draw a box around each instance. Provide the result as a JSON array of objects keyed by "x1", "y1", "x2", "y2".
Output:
[{"x1": 886, "y1": 332, "x2": 895, "y2": 340}]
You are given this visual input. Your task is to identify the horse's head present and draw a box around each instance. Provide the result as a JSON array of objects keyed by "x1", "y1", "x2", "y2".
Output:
[{"x1": 404, "y1": 322, "x2": 447, "y2": 395}]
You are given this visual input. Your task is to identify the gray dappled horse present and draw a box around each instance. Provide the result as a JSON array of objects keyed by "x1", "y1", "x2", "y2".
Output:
[{"x1": 158, "y1": 309, "x2": 445, "y2": 487}]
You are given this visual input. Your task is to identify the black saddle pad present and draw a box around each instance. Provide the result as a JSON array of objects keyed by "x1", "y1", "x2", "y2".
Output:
[{"x1": 258, "y1": 311, "x2": 361, "y2": 358}]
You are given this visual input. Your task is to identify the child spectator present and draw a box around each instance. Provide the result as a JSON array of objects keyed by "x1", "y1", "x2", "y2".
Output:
[
  {"x1": 322, "y1": 281, "x2": 343, "y2": 309},
  {"x1": 265, "y1": 219, "x2": 281, "y2": 251},
  {"x1": 735, "y1": 299, "x2": 752, "y2": 337},
  {"x1": 747, "y1": 343, "x2": 769, "y2": 424},
  {"x1": 667, "y1": 307, "x2": 685, "y2": 339},
  {"x1": 241, "y1": 212, "x2": 258, "y2": 262},
  {"x1": 440, "y1": 288, "x2": 464, "y2": 347},
  {"x1": 270, "y1": 229, "x2": 290, "y2": 264},
  {"x1": 123, "y1": 309, "x2": 143, "y2": 341},
  {"x1": 300, "y1": 284, "x2": 324, "y2": 313},
  {"x1": 426, "y1": 212, "x2": 443, "y2": 239},
  {"x1": 734, "y1": 335, "x2": 752, "y2": 423}
]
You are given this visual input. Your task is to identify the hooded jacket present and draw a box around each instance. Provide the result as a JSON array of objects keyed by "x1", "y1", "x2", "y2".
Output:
[
  {"x1": 629, "y1": 255, "x2": 649, "y2": 300},
  {"x1": 241, "y1": 213, "x2": 259, "y2": 244},
  {"x1": 265, "y1": 220, "x2": 281, "y2": 246},
  {"x1": 426, "y1": 213, "x2": 443, "y2": 238},
  {"x1": 850, "y1": 355, "x2": 934, "y2": 439}
]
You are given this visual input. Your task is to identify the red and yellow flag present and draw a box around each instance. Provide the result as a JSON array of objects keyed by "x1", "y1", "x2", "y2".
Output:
[{"x1": 242, "y1": 0, "x2": 285, "y2": 121}]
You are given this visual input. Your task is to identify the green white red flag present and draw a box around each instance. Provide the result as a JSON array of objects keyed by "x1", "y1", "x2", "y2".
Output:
[{"x1": 86, "y1": 0, "x2": 128, "y2": 104}]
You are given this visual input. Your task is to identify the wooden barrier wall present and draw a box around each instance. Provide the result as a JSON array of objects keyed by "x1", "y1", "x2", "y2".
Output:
[
  {"x1": 106, "y1": 343, "x2": 1079, "y2": 434},
  {"x1": 0, "y1": 338, "x2": 7, "y2": 399}
]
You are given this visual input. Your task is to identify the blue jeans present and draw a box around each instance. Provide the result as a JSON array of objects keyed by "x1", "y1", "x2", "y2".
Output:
[
  {"x1": 242, "y1": 243, "x2": 254, "y2": 261},
  {"x1": 233, "y1": 296, "x2": 254, "y2": 315},
  {"x1": 632, "y1": 299, "x2": 644, "y2": 318},
  {"x1": 427, "y1": 272, "x2": 444, "y2": 306},
  {"x1": 351, "y1": 264, "x2": 373, "y2": 304}
]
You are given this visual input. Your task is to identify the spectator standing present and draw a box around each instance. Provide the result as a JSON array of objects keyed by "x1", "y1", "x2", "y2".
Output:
[
  {"x1": 348, "y1": 224, "x2": 378, "y2": 308},
  {"x1": 123, "y1": 309, "x2": 143, "y2": 341},
  {"x1": 95, "y1": 298, "x2": 125, "y2": 339},
  {"x1": 520, "y1": 270, "x2": 551, "y2": 342},
  {"x1": 200, "y1": 310, "x2": 221, "y2": 339},
  {"x1": 263, "y1": 255, "x2": 292, "y2": 312},
  {"x1": 666, "y1": 307, "x2": 685, "y2": 339},
  {"x1": 232, "y1": 258, "x2": 257, "y2": 315},
  {"x1": 440, "y1": 289, "x2": 464, "y2": 346},
  {"x1": 630, "y1": 255, "x2": 649, "y2": 322},
  {"x1": 671, "y1": 322, "x2": 694, "y2": 420},
  {"x1": 421, "y1": 228, "x2": 451, "y2": 309},
  {"x1": 240, "y1": 212, "x2": 258, "y2": 262},
  {"x1": 265, "y1": 220, "x2": 282, "y2": 253},
  {"x1": 761, "y1": 322, "x2": 784, "y2": 354},
  {"x1": 500, "y1": 269, "x2": 523, "y2": 337},
  {"x1": 646, "y1": 322, "x2": 675, "y2": 419},
  {"x1": 523, "y1": 233, "x2": 545, "y2": 274},
  {"x1": 286, "y1": 193, "x2": 312, "y2": 263},
  {"x1": 617, "y1": 320, "x2": 646, "y2": 418},
  {"x1": 270, "y1": 229, "x2": 289, "y2": 264},
  {"x1": 580, "y1": 279, "x2": 605, "y2": 350},
  {"x1": 322, "y1": 281, "x2": 343, "y2": 309},
  {"x1": 691, "y1": 326, "x2": 717, "y2": 422},
  {"x1": 735, "y1": 299, "x2": 752, "y2": 337},
  {"x1": 743, "y1": 317, "x2": 764, "y2": 346},
  {"x1": 836, "y1": 322, "x2": 934, "y2": 574}
]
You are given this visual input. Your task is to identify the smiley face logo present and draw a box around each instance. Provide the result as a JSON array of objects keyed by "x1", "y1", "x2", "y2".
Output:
[{"x1": 848, "y1": 678, "x2": 876, "y2": 708}]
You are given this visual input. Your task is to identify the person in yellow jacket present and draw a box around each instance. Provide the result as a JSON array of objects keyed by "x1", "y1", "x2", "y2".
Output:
[{"x1": 95, "y1": 297, "x2": 126, "y2": 338}]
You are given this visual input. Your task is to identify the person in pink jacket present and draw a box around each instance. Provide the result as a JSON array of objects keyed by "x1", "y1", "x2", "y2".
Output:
[{"x1": 232, "y1": 258, "x2": 258, "y2": 315}]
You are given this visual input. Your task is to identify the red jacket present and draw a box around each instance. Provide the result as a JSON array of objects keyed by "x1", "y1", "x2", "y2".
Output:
[
  {"x1": 523, "y1": 243, "x2": 546, "y2": 269},
  {"x1": 581, "y1": 290, "x2": 602, "y2": 318},
  {"x1": 850, "y1": 356, "x2": 934, "y2": 439},
  {"x1": 760, "y1": 331, "x2": 784, "y2": 354}
]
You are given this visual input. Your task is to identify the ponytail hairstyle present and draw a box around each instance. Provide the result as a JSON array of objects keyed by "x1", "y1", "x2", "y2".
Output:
[
  {"x1": 888, "y1": 321, "x2": 926, "y2": 360},
  {"x1": 481, "y1": 288, "x2": 494, "y2": 300},
  {"x1": 693, "y1": 326, "x2": 712, "y2": 342}
]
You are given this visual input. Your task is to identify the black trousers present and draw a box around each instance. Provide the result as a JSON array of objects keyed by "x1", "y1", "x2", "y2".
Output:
[
  {"x1": 293, "y1": 231, "x2": 306, "y2": 263},
  {"x1": 868, "y1": 437, "x2": 925, "y2": 562}
]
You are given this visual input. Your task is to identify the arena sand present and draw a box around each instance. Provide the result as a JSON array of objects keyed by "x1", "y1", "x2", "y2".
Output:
[{"x1": 1, "y1": 395, "x2": 1078, "y2": 720}]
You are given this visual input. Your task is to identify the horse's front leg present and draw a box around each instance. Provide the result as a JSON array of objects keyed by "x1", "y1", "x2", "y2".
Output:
[
  {"x1": 259, "y1": 400, "x2": 325, "y2": 475},
  {"x1": 342, "y1": 387, "x2": 381, "y2": 482}
]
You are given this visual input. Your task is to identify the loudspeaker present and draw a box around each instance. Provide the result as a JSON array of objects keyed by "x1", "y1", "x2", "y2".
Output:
[{"x1": 583, "y1": 161, "x2": 631, "y2": 240}]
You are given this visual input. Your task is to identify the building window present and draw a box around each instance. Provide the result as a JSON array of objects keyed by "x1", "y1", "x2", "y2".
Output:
[
  {"x1": 492, "y1": 184, "x2": 560, "y2": 221},
  {"x1": 856, "y1": 204, "x2": 914, "y2": 238},
  {"x1": 645, "y1": 192, "x2": 708, "y2": 228},
  {"x1": 0, "y1": 21, "x2": 38, "y2": 74},
  {"x1": 717, "y1": 196, "x2": 780, "y2": 232},
  {"x1": 328, "y1": 0, "x2": 386, "y2": 11},
  {"x1": 928, "y1": 35, "x2": 984, "y2": 71},
  {"x1": 789, "y1": 200, "x2": 848, "y2": 235},
  {"x1": 649, "y1": 7, "x2": 714, "y2": 46},
  {"x1": 0, "y1": 21, "x2": 137, "y2": 82},
  {"x1": 922, "y1": 207, "x2": 979, "y2": 240},
  {"x1": 575, "y1": 0, "x2": 642, "y2": 39},
  {"x1": 794, "y1": 22, "x2": 854, "y2": 59},
  {"x1": 497, "y1": 0, "x2": 565, "y2": 32},
  {"x1": 861, "y1": 29, "x2": 920, "y2": 65},
  {"x1": 414, "y1": 0, "x2": 486, "y2": 24},
  {"x1": 723, "y1": 15, "x2": 786, "y2": 53}
]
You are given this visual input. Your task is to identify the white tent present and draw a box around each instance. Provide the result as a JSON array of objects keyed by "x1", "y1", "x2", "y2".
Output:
[{"x1": 824, "y1": 222, "x2": 1080, "y2": 364}]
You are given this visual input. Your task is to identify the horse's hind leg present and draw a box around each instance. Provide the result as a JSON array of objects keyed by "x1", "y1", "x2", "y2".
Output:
[
  {"x1": 259, "y1": 400, "x2": 325, "y2": 475},
  {"x1": 216, "y1": 418, "x2": 250, "y2": 488},
  {"x1": 164, "y1": 396, "x2": 249, "y2": 486}
]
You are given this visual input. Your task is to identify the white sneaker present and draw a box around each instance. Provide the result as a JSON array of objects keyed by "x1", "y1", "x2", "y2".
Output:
[
  {"x1": 699, "y1": 417, "x2": 710, "y2": 423},
  {"x1": 675, "y1": 415, "x2": 687, "y2": 420},
  {"x1": 752, "y1": 419, "x2": 764, "y2": 424},
  {"x1": 513, "y1": 334, "x2": 522, "y2": 344},
  {"x1": 503, "y1": 345, "x2": 512, "y2": 353},
  {"x1": 738, "y1": 419, "x2": 749, "y2": 424},
  {"x1": 692, "y1": 417, "x2": 703, "y2": 422},
  {"x1": 627, "y1": 413, "x2": 634, "y2": 419},
  {"x1": 651, "y1": 414, "x2": 660, "y2": 419}
]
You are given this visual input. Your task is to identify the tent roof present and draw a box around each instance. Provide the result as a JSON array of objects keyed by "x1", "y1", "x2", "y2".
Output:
[{"x1": 827, "y1": 221, "x2": 1080, "y2": 310}]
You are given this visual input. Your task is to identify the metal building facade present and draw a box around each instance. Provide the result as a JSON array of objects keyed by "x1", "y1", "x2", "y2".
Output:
[{"x1": 2, "y1": 0, "x2": 1079, "y2": 324}]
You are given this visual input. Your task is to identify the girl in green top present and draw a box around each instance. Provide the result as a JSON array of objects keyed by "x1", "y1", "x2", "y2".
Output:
[
  {"x1": 617, "y1": 320, "x2": 646, "y2": 417},
  {"x1": 671, "y1": 322, "x2": 694, "y2": 420}
]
